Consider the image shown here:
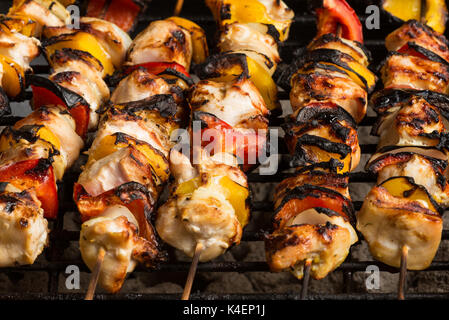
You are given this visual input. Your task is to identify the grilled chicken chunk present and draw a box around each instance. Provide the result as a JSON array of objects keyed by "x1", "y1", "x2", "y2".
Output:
[
  {"x1": 257, "y1": 0, "x2": 294, "y2": 23},
  {"x1": 367, "y1": 147, "x2": 449, "y2": 205},
  {"x1": 9, "y1": 0, "x2": 70, "y2": 28},
  {"x1": 80, "y1": 205, "x2": 161, "y2": 293},
  {"x1": 156, "y1": 149, "x2": 246, "y2": 261},
  {"x1": 285, "y1": 102, "x2": 361, "y2": 173},
  {"x1": 380, "y1": 53, "x2": 449, "y2": 93},
  {"x1": 126, "y1": 20, "x2": 193, "y2": 70},
  {"x1": 308, "y1": 34, "x2": 371, "y2": 67},
  {"x1": 357, "y1": 177, "x2": 443, "y2": 270},
  {"x1": 49, "y1": 48, "x2": 106, "y2": 79},
  {"x1": 265, "y1": 165, "x2": 358, "y2": 280},
  {"x1": 189, "y1": 78, "x2": 269, "y2": 129},
  {"x1": 14, "y1": 105, "x2": 83, "y2": 169},
  {"x1": 217, "y1": 22, "x2": 280, "y2": 75},
  {"x1": 373, "y1": 95, "x2": 446, "y2": 149},
  {"x1": 49, "y1": 71, "x2": 109, "y2": 130},
  {"x1": 0, "y1": 28, "x2": 40, "y2": 71},
  {"x1": 93, "y1": 106, "x2": 176, "y2": 158},
  {"x1": 111, "y1": 68, "x2": 173, "y2": 104},
  {"x1": 78, "y1": 146, "x2": 156, "y2": 198},
  {"x1": 0, "y1": 187, "x2": 48, "y2": 267},
  {"x1": 385, "y1": 20, "x2": 449, "y2": 62},
  {"x1": 266, "y1": 222, "x2": 352, "y2": 279},
  {"x1": 43, "y1": 17, "x2": 132, "y2": 68},
  {"x1": 290, "y1": 71, "x2": 367, "y2": 123}
]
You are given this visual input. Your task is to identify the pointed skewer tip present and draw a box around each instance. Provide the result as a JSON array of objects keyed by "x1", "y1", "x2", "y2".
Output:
[
  {"x1": 84, "y1": 247, "x2": 106, "y2": 300},
  {"x1": 181, "y1": 242, "x2": 203, "y2": 300},
  {"x1": 174, "y1": 0, "x2": 184, "y2": 16},
  {"x1": 300, "y1": 259, "x2": 312, "y2": 300},
  {"x1": 398, "y1": 245, "x2": 408, "y2": 300}
]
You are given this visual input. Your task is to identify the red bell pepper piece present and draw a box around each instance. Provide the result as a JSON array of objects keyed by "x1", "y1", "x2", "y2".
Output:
[
  {"x1": 86, "y1": 0, "x2": 142, "y2": 32},
  {"x1": 397, "y1": 43, "x2": 429, "y2": 60},
  {"x1": 73, "y1": 182, "x2": 155, "y2": 240},
  {"x1": 316, "y1": 0, "x2": 363, "y2": 43},
  {"x1": 0, "y1": 159, "x2": 58, "y2": 219},
  {"x1": 123, "y1": 61, "x2": 191, "y2": 79},
  {"x1": 275, "y1": 192, "x2": 351, "y2": 230},
  {"x1": 31, "y1": 85, "x2": 90, "y2": 139},
  {"x1": 194, "y1": 112, "x2": 267, "y2": 171}
]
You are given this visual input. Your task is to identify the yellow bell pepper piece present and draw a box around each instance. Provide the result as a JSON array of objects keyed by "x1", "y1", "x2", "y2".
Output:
[
  {"x1": 175, "y1": 176, "x2": 202, "y2": 196},
  {"x1": 422, "y1": 0, "x2": 448, "y2": 34},
  {"x1": 207, "y1": 0, "x2": 291, "y2": 42},
  {"x1": 0, "y1": 126, "x2": 65, "y2": 179},
  {"x1": 0, "y1": 14, "x2": 39, "y2": 37},
  {"x1": 382, "y1": 0, "x2": 421, "y2": 22},
  {"x1": 0, "y1": 126, "x2": 61, "y2": 152},
  {"x1": 88, "y1": 134, "x2": 170, "y2": 183},
  {"x1": 34, "y1": 126, "x2": 61, "y2": 151},
  {"x1": 45, "y1": 32, "x2": 114, "y2": 76},
  {"x1": 217, "y1": 176, "x2": 250, "y2": 228},
  {"x1": 175, "y1": 175, "x2": 250, "y2": 227},
  {"x1": 307, "y1": 146, "x2": 352, "y2": 174},
  {"x1": 246, "y1": 56, "x2": 278, "y2": 110},
  {"x1": 58, "y1": 0, "x2": 76, "y2": 6},
  {"x1": 11, "y1": 0, "x2": 70, "y2": 24},
  {"x1": 345, "y1": 60, "x2": 377, "y2": 92},
  {"x1": 381, "y1": 177, "x2": 437, "y2": 212},
  {"x1": 0, "y1": 54, "x2": 24, "y2": 98},
  {"x1": 166, "y1": 16, "x2": 209, "y2": 64},
  {"x1": 160, "y1": 74, "x2": 190, "y2": 91}
]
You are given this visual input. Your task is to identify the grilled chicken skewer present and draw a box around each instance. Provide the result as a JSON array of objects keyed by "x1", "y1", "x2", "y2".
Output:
[
  {"x1": 74, "y1": 17, "x2": 206, "y2": 294},
  {"x1": 357, "y1": 18, "x2": 449, "y2": 294},
  {"x1": 264, "y1": 0, "x2": 375, "y2": 295},
  {"x1": 153, "y1": 0, "x2": 294, "y2": 300},
  {"x1": 0, "y1": 1, "x2": 130, "y2": 267},
  {"x1": 0, "y1": 0, "x2": 94, "y2": 115}
]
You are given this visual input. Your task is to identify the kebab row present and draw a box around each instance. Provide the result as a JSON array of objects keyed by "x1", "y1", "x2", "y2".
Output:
[
  {"x1": 264, "y1": 0, "x2": 377, "y2": 281},
  {"x1": 0, "y1": 0, "x2": 131, "y2": 266},
  {"x1": 357, "y1": 15, "x2": 449, "y2": 270},
  {"x1": 73, "y1": 16, "x2": 209, "y2": 293}
]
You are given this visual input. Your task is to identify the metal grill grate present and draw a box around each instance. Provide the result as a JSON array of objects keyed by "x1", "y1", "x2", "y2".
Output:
[{"x1": 1, "y1": 0, "x2": 449, "y2": 300}]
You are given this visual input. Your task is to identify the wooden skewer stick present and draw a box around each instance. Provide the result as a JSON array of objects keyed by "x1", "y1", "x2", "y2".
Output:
[
  {"x1": 336, "y1": 24, "x2": 343, "y2": 38},
  {"x1": 398, "y1": 245, "x2": 408, "y2": 300},
  {"x1": 300, "y1": 259, "x2": 312, "y2": 300},
  {"x1": 85, "y1": 247, "x2": 106, "y2": 300},
  {"x1": 181, "y1": 242, "x2": 204, "y2": 300},
  {"x1": 174, "y1": 0, "x2": 184, "y2": 16}
]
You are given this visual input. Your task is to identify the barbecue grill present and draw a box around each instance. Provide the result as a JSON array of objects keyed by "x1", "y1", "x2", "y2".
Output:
[{"x1": 1, "y1": 0, "x2": 449, "y2": 300}]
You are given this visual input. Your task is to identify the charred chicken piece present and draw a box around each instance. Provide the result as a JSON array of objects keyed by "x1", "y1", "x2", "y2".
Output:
[
  {"x1": 366, "y1": 146, "x2": 449, "y2": 205},
  {"x1": 380, "y1": 52, "x2": 449, "y2": 93},
  {"x1": 284, "y1": 102, "x2": 361, "y2": 173},
  {"x1": 290, "y1": 70, "x2": 367, "y2": 124},
  {"x1": 385, "y1": 20, "x2": 449, "y2": 62},
  {"x1": 357, "y1": 176, "x2": 443, "y2": 270},
  {"x1": 265, "y1": 168, "x2": 357, "y2": 279},
  {"x1": 126, "y1": 20, "x2": 193, "y2": 71},
  {"x1": 372, "y1": 95, "x2": 447, "y2": 149},
  {"x1": 156, "y1": 148, "x2": 249, "y2": 262},
  {"x1": 0, "y1": 184, "x2": 48, "y2": 267}
]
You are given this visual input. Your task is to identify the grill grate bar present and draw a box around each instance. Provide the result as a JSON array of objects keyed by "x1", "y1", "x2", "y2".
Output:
[
  {"x1": 5, "y1": 260, "x2": 449, "y2": 273},
  {"x1": 0, "y1": 292, "x2": 447, "y2": 300}
]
